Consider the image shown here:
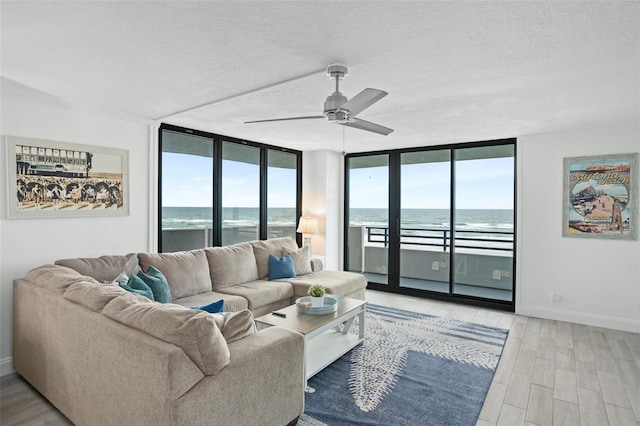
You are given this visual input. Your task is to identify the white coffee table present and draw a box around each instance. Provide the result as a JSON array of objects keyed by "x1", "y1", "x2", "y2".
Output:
[{"x1": 255, "y1": 298, "x2": 366, "y2": 392}]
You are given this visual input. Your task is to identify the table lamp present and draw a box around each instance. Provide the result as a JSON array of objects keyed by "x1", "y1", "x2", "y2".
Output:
[{"x1": 296, "y1": 216, "x2": 318, "y2": 252}]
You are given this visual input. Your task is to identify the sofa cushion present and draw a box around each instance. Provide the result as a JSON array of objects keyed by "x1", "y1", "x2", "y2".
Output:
[
  {"x1": 189, "y1": 299, "x2": 224, "y2": 314},
  {"x1": 215, "y1": 280, "x2": 293, "y2": 310},
  {"x1": 268, "y1": 254, "x2": 296, "y2": 280},
  {"x1": 55, "y1": 254, "x2": 141, "y2": 283},
  {"x1": 172, "y1": 292, "x2": 249, "y2": 313},
  {"x1": 64, "y1": 281, "x2": 147, "y2": 312},
  {"x1": 138, "y1": 250, "x2": 212, "y2": 299},
  {"x1": 250, "y1": 237, "x2": 298, "y2": 279},
  {"x1": 209, "y1": 309, "x2": 257, "y2": 343},
  {"x1": 137, "y1": 266, "x2": 173, "y2": 303},
  {"x1": 205, "y1": 244, "x2": 259, "y2": 289},
  {"x1": 120, "y1": 275, "x2": 155, "y2": 300},
  {"x1": 103, "y1": 295, "x2": 230, "y2": 376},
  {"x1": 112, "y1": 271, "x2": 129, "y2": 285},
  {"x1": 25, "y1": 265, "x2": 100, "y2": 295},
  {"x1": 287, "y1": 270, "x2": 367, "y2": 299},
  {"x1": 282, "y1": 245, "x2": 312, "y2": 276},
  {"x1": 310, "y1": 257, "x2": 324, "y2": 272}
]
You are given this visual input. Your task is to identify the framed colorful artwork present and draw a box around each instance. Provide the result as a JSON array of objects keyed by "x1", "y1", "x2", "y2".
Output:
[
  {"x1": 563, "y1": 153, "x2": 638, "y2": 240},
  {"x1": 6, "y1": 136, "x2": 129, "y2": 219}
]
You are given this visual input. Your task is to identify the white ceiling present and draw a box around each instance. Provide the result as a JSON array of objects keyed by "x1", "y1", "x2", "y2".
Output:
[{"x1": 2, "y1": 1, "x2": 638, "y2": 153}]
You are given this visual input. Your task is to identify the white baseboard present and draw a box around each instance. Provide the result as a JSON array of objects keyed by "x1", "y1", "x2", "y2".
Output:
[
  {"x1": 0, "y1": 357, "x2": 15, "y2": 377},
  {"x1": 517, "y1": 305, "x2": 640, "y2": 333}
]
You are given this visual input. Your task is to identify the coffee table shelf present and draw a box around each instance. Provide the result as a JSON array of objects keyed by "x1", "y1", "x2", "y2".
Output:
[
  {"x1": 255, "y1": 298, "x2": 366, "y2": 391},
  {"x1": 306, "y1": 329, "x2": 363, "y2": 379}
]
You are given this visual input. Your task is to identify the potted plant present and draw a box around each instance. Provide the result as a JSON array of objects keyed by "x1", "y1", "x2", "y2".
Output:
[{"x1": 308, "y1": 284, "x2": 326, "y2": 307}]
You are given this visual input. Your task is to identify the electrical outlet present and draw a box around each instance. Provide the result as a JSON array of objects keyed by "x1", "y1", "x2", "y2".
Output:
[
  {"x1": 502, "y1": 270, "x2": 511, "y2": 278},
  {"x1": 551, "y1": 294, "x2": 560, "y2": 305}
]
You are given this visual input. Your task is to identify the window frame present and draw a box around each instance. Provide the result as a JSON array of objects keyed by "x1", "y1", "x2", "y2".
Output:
[
  {"x1": 344, "y1": 138, "x2": 517, "y2": 312},
  {"x1": 158, "y1": 123, "x2": 302, "y2": 251}
]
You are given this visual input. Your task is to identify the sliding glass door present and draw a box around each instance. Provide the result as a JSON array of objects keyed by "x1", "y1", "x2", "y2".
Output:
[
  {"x1": 160, "y1": 130, "x2": 214, "y2": 251},
  {"x1": 346, "y1": 154, "x2": 389, "y2": 285},
  {"x1": 453, "y1": 145, "x2": 515, "y2": 301},
  {"x1": 221, "y1": 142, "x2": 260, "y2": 245},
  {"x1": 267, "y1": 149, "x2": 299, "y2": 240},
  {"x1": 399, "y1": 150, "x2": 451, "y2": 293},
  {"x1": 345, "y1": 139, "x2": 516, "y2": 310}
]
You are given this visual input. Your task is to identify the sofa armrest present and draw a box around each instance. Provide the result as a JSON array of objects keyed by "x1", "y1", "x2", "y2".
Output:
[
  {"x1": 13, "y1": 279, "x2": 205, "y2": 425},
  {"x1": 310, "y1": 256, "x2": 324, "y2": 272},
  {"x1": 173, "y1": 326, "x2": 305, "y2": 425}
]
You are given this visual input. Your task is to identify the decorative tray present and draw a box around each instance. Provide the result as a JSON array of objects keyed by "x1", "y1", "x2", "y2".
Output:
[{"x1": 295, "y1": 296, "x2": 338, "y2": 315}]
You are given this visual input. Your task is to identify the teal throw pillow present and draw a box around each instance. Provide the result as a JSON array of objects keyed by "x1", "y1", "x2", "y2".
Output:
[
  {"x1": 137, "y1": 266, "x2": 172, "y2": 303},
  {"x1": 120, "y1": 275, "x2": 155, "y2": 301},
  {"x1": 188, "y1": 299, "x2": 225, "y2": 313},
  {"x1": 268, "y1": 254, "x2": 297, "y2": 280}
]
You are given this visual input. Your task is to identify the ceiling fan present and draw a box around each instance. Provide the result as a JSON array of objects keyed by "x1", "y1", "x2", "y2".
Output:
[{"x1": 245, "y1": 64, "x2": 393, "y2": 135}]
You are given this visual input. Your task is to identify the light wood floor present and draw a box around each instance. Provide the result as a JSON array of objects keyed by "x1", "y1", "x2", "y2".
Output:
[{"x1": 2, "y1": 290, "x2": 639, "y2": 426}]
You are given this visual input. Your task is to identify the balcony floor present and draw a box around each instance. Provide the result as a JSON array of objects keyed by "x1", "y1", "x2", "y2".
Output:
[{"x1": 364, "y1": 272, "x2": 513, "y2": 301}]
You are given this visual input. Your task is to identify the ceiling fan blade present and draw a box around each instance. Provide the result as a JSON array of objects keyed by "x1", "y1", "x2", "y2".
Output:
[
  {"x1": 339, "y1": 118, "x2": 394, "y2": 136},
  {"x1": 340, "y1": 88, "x2": 388, "y2": 117},
  {"x1": 245, "y1": 115, "x2": 324, "y2": 124}
]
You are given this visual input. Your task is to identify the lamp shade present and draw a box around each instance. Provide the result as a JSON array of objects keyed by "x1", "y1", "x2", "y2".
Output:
[{"x1": 296, "y1": 216, "x2": 318, "y2": 234}]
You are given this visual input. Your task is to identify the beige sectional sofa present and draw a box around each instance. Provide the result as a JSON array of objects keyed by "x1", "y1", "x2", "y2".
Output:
[{"x1": 13, "y1": 237, "x2": 366, "y2": 426}]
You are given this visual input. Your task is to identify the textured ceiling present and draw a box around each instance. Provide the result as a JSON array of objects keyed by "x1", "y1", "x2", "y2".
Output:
[{"x1": 2, "y1": 1, "x2": 638, "y2": 153}]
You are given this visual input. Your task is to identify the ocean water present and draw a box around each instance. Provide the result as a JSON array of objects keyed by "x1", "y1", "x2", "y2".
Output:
[
  {"x1": 351, "y1": 208, "x2": 513, "y2": 233},
  {"x1": 162, "y1": 207, "x2": 297, "y2": 229},
  {"x1": 162, "y1": 207, "x2": 513, "y2": 233}
]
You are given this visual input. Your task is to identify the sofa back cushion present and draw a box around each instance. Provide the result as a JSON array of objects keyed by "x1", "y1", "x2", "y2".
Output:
[
  {"x1": 283, "y1": 245, "x2": 313, "y2": 276},
  {"x1": 55, "y1": 254, "x2": 141, "y2": 283},
  {"x1": 103, "y1": 295, "x2": 230, "y2": 376},
  {"x1": 138, "y1": 250, "x2": 212, "y2": 300},
  {"x1": 250, "y1": 237, "x2": 298, "y2": 279},
  {"x1": 25, "y1": 264, "x2": 100, "y2": 295},
  {"x1": 64, "y1": 281, "x2": 135, "y2": 312},
  {"x1": 205, "y1": 243, "x2": 259, "y2": 289}
]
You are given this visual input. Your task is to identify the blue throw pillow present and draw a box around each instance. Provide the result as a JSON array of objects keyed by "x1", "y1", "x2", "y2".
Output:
[
  {"x1": 120, "y1": 275, "x2": 155, "y2": 301},
  {"x1": 268, "y1": 254, "x2": 297, "y2": 280},
  {"x1": 188, "y1": 299, "x2": 225, "y2": 313},
  {"x1": 137, "y1": 266, "x2": 173, "y2": 303}
]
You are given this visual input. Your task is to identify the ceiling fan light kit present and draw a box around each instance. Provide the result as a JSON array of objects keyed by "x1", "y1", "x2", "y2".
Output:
[{"x1": 245, "y1": 64, "x2": 393, "y2": 135}]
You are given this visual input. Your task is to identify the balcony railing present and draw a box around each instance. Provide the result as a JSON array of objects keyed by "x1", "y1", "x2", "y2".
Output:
[{"x1": 366, "y1": 226, "x2": 514, "y2": 253}]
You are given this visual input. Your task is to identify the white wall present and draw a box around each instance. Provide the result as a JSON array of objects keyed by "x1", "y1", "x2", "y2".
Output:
[
  {"x1": 0, "y1": 85, "x2": 154, "y2": 375},
  {"x1": 517, "y1": 125, "x2": 640, "y2": 332},
  {"x1": 302, "y1": 150, "x2": 343, "y2": 270}
]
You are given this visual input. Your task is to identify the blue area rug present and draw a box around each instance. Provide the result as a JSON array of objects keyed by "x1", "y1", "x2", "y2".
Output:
[{"x1": 300, "y1": 304, "x2": 508, "y2": 426}]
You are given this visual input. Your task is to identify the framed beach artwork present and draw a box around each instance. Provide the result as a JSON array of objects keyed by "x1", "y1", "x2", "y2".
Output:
[
  {"x1": 6, "y1": 136, "x2": 129, "y2": 219},
  {"x1": 563, "y1": 153, "x2": 638, "y2": 240}
]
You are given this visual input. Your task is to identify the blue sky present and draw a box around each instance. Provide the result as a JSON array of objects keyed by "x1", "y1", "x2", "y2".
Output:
[
  {"x1": 163, "y1": 153, "x2": 514, "y2": 209},
  {"x1": 350, "y1": 157, "x2": 514, "y2": 209},
  {"x1": 162, "y1": 153, "x2": 296, "y2": 207}
]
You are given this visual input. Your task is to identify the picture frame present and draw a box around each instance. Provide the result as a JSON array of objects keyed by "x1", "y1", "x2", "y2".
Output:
[
  {"x1": 6, "y1": 135, "x2": 129, "y2": 219},
  {"x1": 563, "y1": 153, "x2": 638, "y2": 240}
]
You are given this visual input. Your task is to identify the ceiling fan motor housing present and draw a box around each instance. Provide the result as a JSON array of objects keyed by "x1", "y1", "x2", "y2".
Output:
[
  {"x1": 324, "y1": 92, "x2": 348, "y2": 118},
  {"x1": 325, "y1": 110, "x2": 349, "y2": 123}
]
